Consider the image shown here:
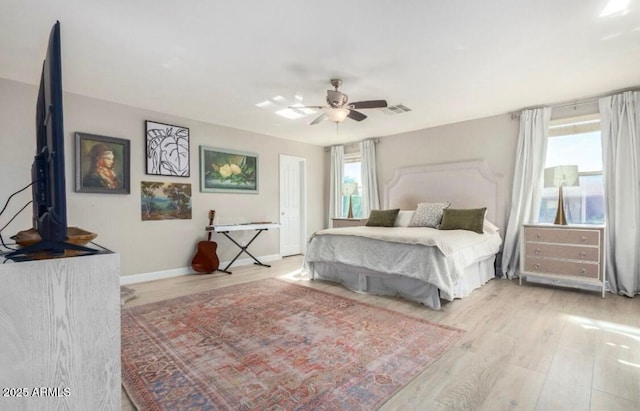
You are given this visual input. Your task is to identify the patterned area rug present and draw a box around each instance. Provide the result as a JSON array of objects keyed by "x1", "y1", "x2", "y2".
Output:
[{"x1": 121, "y1": 278, "x2": 463, "y2": 410}]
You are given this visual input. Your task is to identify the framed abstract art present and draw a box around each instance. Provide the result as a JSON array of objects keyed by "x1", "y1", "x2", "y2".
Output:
[{"x1": 145, "y1": 120, "x2": 190, "y2": 177}]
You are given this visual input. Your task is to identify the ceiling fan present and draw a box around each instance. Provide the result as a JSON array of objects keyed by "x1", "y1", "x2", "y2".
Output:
[{"x1": 292, "y1": 79, "x2": 388, "y2": 125}]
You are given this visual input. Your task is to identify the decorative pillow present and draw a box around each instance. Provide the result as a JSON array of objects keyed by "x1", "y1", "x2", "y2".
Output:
[
  {"x1": 439, "y1": 207, "x2": 487, "y2": 234},
  {"x1": 409, "y1": 202, "x2": 450, "y2": 228},
  {"x1": 366, "y1": 209, "x2": 400, "y2": 227},
  {"x1": 394, "y1": 210, "x2": 415, "y2": 227}
]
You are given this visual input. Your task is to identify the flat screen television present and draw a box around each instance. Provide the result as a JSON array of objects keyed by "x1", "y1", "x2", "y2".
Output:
[{"x1": 7, "y1": 21, "x2": 94, "y2": 260}]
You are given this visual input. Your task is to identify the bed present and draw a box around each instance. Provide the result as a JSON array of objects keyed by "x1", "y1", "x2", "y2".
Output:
[{"x1": 303, "y1": 159, "x2": 505, "y2": 310}]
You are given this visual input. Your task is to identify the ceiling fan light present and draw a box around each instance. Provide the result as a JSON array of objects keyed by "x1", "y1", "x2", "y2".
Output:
[{"x1": 327, "y1": 108, "x2": 350, "y2": 122}]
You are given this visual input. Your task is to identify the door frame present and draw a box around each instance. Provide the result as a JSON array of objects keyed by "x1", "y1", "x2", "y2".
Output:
[{"x1": 279, "y1": 154, "x2": 307, "y2": 256}]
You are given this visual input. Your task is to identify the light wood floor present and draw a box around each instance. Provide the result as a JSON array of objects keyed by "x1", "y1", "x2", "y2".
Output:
[{"x1": 121, "y1": 255, "x2": 640, "y2": 411}]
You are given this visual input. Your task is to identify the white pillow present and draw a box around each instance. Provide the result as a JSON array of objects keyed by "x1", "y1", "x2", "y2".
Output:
[
  {"x1": 409, "y1": 202, "x2": 450, "y2": 227},
  {"x1": 394, "y1": 210, "x2": 415, "y2": 227}
]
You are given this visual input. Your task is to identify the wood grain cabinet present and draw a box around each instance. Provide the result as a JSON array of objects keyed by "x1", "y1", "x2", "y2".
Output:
[
  {"x1": 519, "y1": 224, "x2": 606, "y2": 297},
  {"x1": 331, "y1": 218, "x2": 368, "y2": 228},
  {"x1": 0, "y1": 253, "x2": 121, "y2": 410}
]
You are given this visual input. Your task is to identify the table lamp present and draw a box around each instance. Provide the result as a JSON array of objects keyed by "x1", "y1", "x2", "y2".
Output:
[
  {"x1": 342, "y1": 182, "x2": 358, "y2": 219},
  {"x1": 544, "y1": 165, "x2": 579, "y2": 225}
]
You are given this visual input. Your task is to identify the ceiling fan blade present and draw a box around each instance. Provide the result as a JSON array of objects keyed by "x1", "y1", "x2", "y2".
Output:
[
  {"x1": 309, "y1": 113, "x2": 328, "y2": 125},
  {"x1": 347, "y1": 110, "x2": 367, "y2": 122},
  {"x1": 349, "y1": 100, "x2": 388, "y2": 109}
]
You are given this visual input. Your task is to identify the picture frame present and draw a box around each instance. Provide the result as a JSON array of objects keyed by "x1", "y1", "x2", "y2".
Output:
[
  {"x1": 140, "y1": 181, "x2": 192, "y2": 220},
  {"x1": 199, "y1": 146, "x2": 258, "y2": 193},
  {"x1": 145, "y1": 120, "x2": 190, "y2": 177},
  {"x1": 75, "y1": 132, "x2": 130, "y2": 194}
]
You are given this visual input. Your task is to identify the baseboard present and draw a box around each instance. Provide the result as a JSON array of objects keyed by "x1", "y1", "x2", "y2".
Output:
[{"x1": 119, "y1": 254, "x2": 283, "y2": 285}]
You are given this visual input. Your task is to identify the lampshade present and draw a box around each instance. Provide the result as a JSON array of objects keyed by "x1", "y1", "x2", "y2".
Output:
[
  {"x1": 327, "y1": 108, "x2": 350, "y2": 123},
  {"x1": 544, "y1": 165, "x2": 579, "y2": 188},
  {"x1": 342, "y1": 182, "x2": 358, "y2": 196}
]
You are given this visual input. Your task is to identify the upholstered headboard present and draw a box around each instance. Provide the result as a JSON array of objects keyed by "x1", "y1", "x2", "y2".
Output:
[{"x1": 382, "y1": 160, "x2": 505, "y2": 230}]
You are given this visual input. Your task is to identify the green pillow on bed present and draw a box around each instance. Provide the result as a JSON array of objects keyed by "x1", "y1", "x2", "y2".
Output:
[
  {"x1": 365, "y1": 209, "x2": 400, "y2": 227},
  {"x1": 438, "y1": 207, "x2": 487, "y2": 234}
]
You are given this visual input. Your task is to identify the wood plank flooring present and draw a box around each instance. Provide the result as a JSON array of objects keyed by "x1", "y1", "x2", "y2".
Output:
[{"x1": 121, "y1": 255, "x2": 640, "y2": 411}]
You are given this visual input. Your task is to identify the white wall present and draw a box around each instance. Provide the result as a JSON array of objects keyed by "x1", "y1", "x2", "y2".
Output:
[{"x1": 0, "y1": 78, "x2": 325, "y2": 276}]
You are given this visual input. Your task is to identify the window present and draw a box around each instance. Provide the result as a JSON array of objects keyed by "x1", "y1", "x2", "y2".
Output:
[
  {"x1": 538, "y1": 114, "x2": 604, "y2": 225},
  {"x1": 342, "y1": 152, "x2": 362, "y2": 218}
]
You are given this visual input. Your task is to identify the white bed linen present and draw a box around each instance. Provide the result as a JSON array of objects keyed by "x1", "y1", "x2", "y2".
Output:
[
  {"x1": 309, "y1": 256, "x2": 496, "y2": 310},
  {"x1": 303, "y1": 226, "x2": 501, "y2": 299}
]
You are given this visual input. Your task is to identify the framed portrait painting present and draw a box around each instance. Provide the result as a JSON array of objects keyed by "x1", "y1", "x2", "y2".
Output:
[
  {"x1": 75, "y1": 132, "x2": 130, "y2": 194},
  {"x1": 145, "y1": 120, "x2": 190, "y2": 177},
  {"x1": 199, "y1": 146, "x2": 258, "y2": 193}
]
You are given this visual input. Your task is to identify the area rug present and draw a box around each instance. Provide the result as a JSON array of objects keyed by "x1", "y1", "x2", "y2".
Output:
[{"x1": 121, "y1": 278, "x2": 463, "y2": 410}]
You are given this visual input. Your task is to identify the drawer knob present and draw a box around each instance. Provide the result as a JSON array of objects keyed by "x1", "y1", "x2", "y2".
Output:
[
  {"x1": 536, "y1": 234, "x2": 541, "y2": 239},
  {"x1": 581, "y1": 236, "x2": 587, "y2": 242},
  {"x1": 535, "y1": 248, "x2": 541, "y2": 255},
  {"x1": 534, "y1": 263, "x2": 541, "y2": 270},
  {"x1": 579, "y1": 252, "x2": 586, "y2": 259},
  {"x1": 580, "y1": 268, "x2": 587, "y2": 274}
]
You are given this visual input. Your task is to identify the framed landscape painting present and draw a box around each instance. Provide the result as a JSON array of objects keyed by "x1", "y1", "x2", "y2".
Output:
[
  {"x1": 199, "y1": 146, "x2": 258, "y2": 193},
  {"x1": 145, "y1": 121, "x2": 190, "y2": 177},
  {"x1": 75, "y1": 132, "x2": 130, "y2": 194},
  {"x1": 140, "y1": 181, "x2": 192, "y2": 220}
]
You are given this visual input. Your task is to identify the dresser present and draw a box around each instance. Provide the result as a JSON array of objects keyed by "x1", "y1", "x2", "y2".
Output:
[
  {"x1": 331, "y1": 218, "x2": 368, "y2": 228},
  {"x1": 520, "y1": 224, "x2": 606, "y2": 297}
]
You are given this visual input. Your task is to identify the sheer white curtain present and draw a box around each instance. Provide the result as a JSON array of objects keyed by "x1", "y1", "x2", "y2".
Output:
[
  {"x1": 359, "y1": 139, "x2": 380, "y2": 216},
  {"x1": 329, "y1": 145, "x2": 344, "y2": 227},
  {"x1": 501, "y1": 108, "x2": 552, "y2": 279},
  {"x1": 599, "y1": 91, "x2": 640, "y2": 296}
]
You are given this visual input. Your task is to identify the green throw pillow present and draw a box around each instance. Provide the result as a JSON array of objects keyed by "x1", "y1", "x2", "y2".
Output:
[
  {"x1": 365, "y1": 209, "x2": 400, "y2": 227},
  {"x1": 438, "y1": 208, "x2": 487, "y2": 234}
]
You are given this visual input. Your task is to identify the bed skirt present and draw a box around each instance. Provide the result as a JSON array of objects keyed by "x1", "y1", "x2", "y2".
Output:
[{"x1": 308, "y1": 255, "x2": 496, "y2": 310}]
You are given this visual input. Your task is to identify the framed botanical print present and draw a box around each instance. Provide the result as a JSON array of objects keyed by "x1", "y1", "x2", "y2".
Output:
[
  {"x1": 75, "y1": 132, "x2": 130, "y2": 194},
  {"x1": 199, "y1": 146, "x2": 258, "y2": 193},
  {"x1": 145, "y1": 120, "x2": 190, "y2": 177}
]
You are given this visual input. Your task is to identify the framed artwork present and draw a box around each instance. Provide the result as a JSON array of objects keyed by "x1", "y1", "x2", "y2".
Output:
[
  {"x1": 75, "y1": 132, "x2": 130, "y2": 194},
  {"x1": 199, "y1": 146, "x2": 258, "y2": 193},
  {"x1": 145, "y1": 120, "x2": 190, "y2": 177},
  {"x1": 140, "y1": 181, "x2": 192, "y2": 220}
]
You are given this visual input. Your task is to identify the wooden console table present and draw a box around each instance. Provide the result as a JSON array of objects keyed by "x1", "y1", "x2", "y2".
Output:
[{"x1": 207, "y1": 223, "x2": 280, "y2": 274}]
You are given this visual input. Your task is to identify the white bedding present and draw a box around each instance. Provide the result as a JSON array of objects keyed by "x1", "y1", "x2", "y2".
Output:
[{"x1": 303, "y1": 226, "x2": 501, "y2": 299}]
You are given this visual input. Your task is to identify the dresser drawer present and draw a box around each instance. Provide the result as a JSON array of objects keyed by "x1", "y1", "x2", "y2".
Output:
[
  {"x1": 524, "y1": 243, "x2": 599, "y2": 262},
  {"x1": 524, "y1": 257, "x2": 600, "y2": 279},
  {"x1": 524, "y1": 227, "x2": 600, "y2": 246}
]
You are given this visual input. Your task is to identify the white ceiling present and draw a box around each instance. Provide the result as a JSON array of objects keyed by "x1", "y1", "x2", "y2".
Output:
[{"x1": 1, "y1": 1, "x2": 639, "y2": 146}]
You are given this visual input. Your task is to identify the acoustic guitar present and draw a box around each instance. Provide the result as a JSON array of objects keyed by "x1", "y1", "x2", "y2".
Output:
[{"x1": 190, "y1": 210, "x2": 220, "y2": 274}]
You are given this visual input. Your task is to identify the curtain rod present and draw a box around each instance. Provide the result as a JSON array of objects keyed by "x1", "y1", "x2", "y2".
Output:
[
  {"x1": 510, "y1": 85, "x2": 640, "y2": 119},
  {"x1": 324, "y1": 138, "x2": 380, "y2": 151}
]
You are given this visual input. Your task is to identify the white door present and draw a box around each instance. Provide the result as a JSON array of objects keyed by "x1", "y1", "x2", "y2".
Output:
[{"x1": 279, "y1": 155, "x2": 306, "y2": 256}]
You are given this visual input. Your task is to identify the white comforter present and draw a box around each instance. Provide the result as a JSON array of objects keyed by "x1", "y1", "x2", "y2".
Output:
[{"x1": 303, "y1": 226, "x2": 502, "y2": 299}]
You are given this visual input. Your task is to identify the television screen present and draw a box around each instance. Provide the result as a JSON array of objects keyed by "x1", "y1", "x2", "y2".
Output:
[{"x1": 7, "y1": 21, "x2": 95, "y2": 260}]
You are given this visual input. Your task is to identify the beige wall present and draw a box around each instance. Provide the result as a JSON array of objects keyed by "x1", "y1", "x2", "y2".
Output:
[
  {"x1": 339, "y1": 114, "x2": 520, "y2": 229},
  {"x1": 0, "y1": 78, "x2": 325, "y2": 276},
  {"x1": 2, "y1": 76, "x2": 522, "y2": 277}
]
